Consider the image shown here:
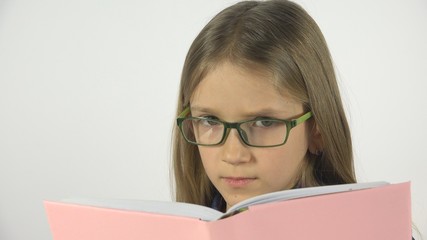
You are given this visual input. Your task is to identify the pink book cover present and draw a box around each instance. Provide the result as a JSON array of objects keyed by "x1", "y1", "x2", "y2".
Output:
[{"x1": 45, "y1": 182, "x2": 411, "y2": 240}]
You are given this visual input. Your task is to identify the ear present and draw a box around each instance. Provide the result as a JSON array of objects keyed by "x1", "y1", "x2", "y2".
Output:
[{"x1": 308, "y1": 121, "x2": 323, "y2": 155}]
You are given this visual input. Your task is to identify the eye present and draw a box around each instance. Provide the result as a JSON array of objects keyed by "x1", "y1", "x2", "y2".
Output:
[
  {"x1": 253, "y1": 119, "x2": 275, "y2": 127},
  {"x1": 199, "y1": 116, "x2": 220, "y2": 127}
]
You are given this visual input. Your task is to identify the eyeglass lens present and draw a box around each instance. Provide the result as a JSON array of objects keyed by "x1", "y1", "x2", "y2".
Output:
[{"x1": 181, "y1": 118, "x2": 288, "y2": 146}]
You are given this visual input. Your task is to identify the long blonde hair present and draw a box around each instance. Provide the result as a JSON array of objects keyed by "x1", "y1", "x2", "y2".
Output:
[{"x1": 172, "y1": 0, "x2": 356, "y2": 207}]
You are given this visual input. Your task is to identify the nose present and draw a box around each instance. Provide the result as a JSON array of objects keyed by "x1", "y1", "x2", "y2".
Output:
[{"x1": 221, "y1": 129, "x2": 251, "y2": 165}]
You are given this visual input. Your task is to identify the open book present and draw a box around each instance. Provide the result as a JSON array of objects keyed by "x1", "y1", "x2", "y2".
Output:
[{"x1": 45, "y1": 181, "x2": 412, "y2": 240}]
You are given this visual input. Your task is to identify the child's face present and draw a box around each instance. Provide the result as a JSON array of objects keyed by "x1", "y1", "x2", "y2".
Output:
[{"x1": 190, "y1": 62, "x2": 312, "y2": 210}]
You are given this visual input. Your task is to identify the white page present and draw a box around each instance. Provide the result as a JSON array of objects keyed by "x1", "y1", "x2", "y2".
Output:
[
  {"x1": 226, "y1": 181, "x2": 389, "y2": 214},
  {"x1": 63, "y1": 181, "x2": 389, "y2": 221},
  {"x1": 63, "y1": 198, "x2": 223, "y2": 221}
]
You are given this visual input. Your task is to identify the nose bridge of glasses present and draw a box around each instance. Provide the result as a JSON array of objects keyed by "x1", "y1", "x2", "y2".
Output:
[{"x1": 224, "y1": 122, "x2": 249, "y2": 143}]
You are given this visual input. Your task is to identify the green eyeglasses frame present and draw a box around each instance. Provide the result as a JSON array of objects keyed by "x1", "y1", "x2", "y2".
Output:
[{"x1": 176, "y1": 106, "x2": 313, "y2": 147}]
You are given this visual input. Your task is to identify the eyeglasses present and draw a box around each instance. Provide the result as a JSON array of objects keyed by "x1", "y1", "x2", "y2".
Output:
[{"x1": 176, "y1": 107, "x2": 312, "y2": 147}]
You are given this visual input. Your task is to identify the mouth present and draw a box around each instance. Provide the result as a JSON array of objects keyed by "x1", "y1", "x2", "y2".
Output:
[{"x1": 221, "y1": 177, "x2": 256, "y2": 188}]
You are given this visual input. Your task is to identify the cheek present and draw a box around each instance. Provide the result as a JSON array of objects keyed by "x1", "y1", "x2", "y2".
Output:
[
  {"x1": 198, "y1": 146, "x2": 216, "y2": 162},
  {"x1": 198, "y1": 147, "x2": 219, "y2": 174},
  {"x1": 254, "y1": 128, "x2": 309, "y2": 174},
  {"x1": 255, "y1": 147, "x2": 304, "y2": 169},
  {"x1": 255, "y1": 147, "x2": 306, "y2": 188}
]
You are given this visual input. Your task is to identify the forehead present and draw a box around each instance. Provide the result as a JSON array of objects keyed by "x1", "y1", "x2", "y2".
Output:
[{"x1": 190, "y1": 62, "x2": 302, "y2": 118}]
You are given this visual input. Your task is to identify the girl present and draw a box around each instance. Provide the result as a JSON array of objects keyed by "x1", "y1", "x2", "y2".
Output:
[{"x1": 172, "y1": 0, "x2": 356, "y2": 212}]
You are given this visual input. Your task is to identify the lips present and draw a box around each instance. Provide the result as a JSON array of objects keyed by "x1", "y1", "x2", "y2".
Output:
[{"x1": 222, "y1": 177, "x2": 256, "y2": 188}]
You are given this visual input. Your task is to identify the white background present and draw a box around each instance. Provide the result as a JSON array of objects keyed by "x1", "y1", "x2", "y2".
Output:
[{"x1": 0, "y1": 0, "x2": 426, "y2": 239}]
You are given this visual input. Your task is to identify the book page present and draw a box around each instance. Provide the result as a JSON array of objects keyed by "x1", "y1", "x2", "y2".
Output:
[
  {"x1": 61, "y1": 181, "x2": 388, "y2": 222},
  {"x1": 63, "y1": 198, "x2": 223, "y2": 221},
  {"x1": 224, "y1": 181, "x2": 389, "y2": 217}
]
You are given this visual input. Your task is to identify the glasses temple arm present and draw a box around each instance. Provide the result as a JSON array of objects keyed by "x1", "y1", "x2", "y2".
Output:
[
  {"x1": 294, "y1": 111, "x2": 313, "y2": 126},
  {"x1": 178, "y1": 106, "x2": 191, "y2": 118}
]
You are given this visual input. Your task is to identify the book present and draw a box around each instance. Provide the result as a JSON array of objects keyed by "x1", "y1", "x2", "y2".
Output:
[{"x1": 45, "y1": 181, "x2": 412, "y2": 240}]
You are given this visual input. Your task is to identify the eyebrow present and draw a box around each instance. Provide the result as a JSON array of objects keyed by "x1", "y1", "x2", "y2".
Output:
[
  {"x1": 190, "y1": 105, "x2": 295, "y2": 118},
  {"x1": 189, "y1": 106, "x2": 214, "y2": 113},
  {"x1": 189, "y1": 106, "x2": 220, "y2": 116}
]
